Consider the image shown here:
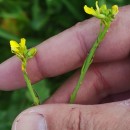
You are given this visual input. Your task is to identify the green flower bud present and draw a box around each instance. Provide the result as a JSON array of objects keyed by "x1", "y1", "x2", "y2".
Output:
[{"x1": 27, "y1": 48, "x2": 37, "y2": 59}]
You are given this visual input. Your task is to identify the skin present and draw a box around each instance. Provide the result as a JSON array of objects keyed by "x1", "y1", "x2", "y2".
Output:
[{"x1": 1, "y1": 5, "x2": 130, "y2": 130}]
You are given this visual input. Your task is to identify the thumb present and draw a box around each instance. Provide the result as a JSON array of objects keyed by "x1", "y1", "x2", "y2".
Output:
[{"x1": 12, "y1": 100, "x2": 130, "y2": 130}]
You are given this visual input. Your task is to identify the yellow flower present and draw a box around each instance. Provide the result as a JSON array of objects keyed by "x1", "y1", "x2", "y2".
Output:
[
  {"x1": 10, "y1": 38, "x2": 37, "y2": 61},
  {"x1": 84, "y1": 1, "x2": 106, "y2": 19},
  {"x1": 10, "y1": 38, "x2": 26, "y2": 53},
  {"x1": 84, "y1": 1, "x2": 118, "y2": 23},
  {"x1": 10, "y1": 38, "x2": 27, "y2": 59},
  {"x1": 84, "y1": 5, "x2": 97, "y2": 16},
  {"x1": 10, "y1": 40, "x2": 20, "y2": 53},
  {"x1": 19, "y1": 38, "x2": 26, "y2": 51}
]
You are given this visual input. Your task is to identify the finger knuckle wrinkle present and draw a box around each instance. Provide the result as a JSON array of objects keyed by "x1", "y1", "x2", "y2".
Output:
[
  {"x1": 91, "y1": 65, "x2": 110, "y2": 98},
  {"x1": 62, "y1": 107, "x2": 83, "y2": 130},
  {"x1": 62, "y1": 107, "x2": 97, "y2": 130}
]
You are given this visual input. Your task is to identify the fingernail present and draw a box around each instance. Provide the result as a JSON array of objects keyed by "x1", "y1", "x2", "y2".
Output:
[{"x1": 12, "y1": 112, "x2": 47, "y2": 130}]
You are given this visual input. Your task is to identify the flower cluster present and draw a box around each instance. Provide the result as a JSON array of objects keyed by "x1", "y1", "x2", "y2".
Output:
[
  {"x1": 10, "y1": 38, "x2": 39, "y2": 105},
  {"x1": 84, "y1": 1, "x2": 118, "y2": 26},
  {"x1": 10, "y1": 38, "x2": 37, "y2": 70}
]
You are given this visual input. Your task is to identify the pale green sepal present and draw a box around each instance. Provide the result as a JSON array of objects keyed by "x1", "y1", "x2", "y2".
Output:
[{"x1": 27, "y1": 48, "x2": 37, "y2": 59}]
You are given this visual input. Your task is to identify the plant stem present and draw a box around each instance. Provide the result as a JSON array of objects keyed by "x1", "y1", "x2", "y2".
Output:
[
  {"x1": 70, "y1": 24, "x2": 110, "y2": 104},
  {"x1": 23, "y1": 69, "x2": 40, "y2": 105}
]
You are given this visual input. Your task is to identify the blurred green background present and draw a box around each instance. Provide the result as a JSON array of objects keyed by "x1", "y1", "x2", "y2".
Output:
[{"x1": 0, "y1": 0, "x2": 129, "y2": 129}]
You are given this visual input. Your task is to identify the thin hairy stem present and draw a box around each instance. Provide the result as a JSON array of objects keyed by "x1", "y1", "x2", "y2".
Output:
[
  {"x1": 70, "y1": 24, "x2": 110, "y2": 103},
  {"x1": 23, "y1": 63, "x2": 40, "y2": 105}
]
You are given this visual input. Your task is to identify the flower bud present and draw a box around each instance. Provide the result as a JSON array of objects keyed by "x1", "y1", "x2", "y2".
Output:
[
  {"x1": 112, "y1": 5, "x2": 118, "y2": 15},
  {"x1": 27, "y1": 48, "x2": 37, "y2": 59}
]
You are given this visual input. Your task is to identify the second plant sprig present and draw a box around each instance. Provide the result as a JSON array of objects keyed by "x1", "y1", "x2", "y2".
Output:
[
  {"x1": 70, "y1": 1, "x2": 118, "y2": 103},
  {"x1": 10, "y1": 38, "x2": 40, "y2": 105}
]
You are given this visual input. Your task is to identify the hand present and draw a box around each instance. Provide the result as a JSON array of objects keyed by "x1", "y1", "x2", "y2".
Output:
[{"x1": 1, "y1": 5, "x2": 130, "y2": 130}]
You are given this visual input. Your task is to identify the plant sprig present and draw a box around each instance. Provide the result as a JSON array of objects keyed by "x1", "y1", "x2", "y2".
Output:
[
  {"x1": 10, "y1": 38, "x2": 40, "y2": 105},
  {"x1": 70, "y1": 1, "x2": 118, "y2": 103}
]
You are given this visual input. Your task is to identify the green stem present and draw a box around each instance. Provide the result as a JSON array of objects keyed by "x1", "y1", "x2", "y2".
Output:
[
  {"x1": 70, "y1": 24, "x2": 110, "y2": 104},
  {"x1": 23, "y1": 68, "x2": 40, "y2": 105}
]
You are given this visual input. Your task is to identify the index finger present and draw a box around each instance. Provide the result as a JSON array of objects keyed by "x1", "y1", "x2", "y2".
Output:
[{"x1": 0, "y1": 5, "x2": 130, "y2": 90}]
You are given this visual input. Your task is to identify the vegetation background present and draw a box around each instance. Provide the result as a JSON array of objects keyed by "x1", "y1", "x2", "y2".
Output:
[{"x1": 0, "y1": 0, "x2": 129, "y2": 129}]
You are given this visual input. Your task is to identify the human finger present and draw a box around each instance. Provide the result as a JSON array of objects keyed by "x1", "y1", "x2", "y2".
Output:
[
  {"x1": 1, "y1": 6, "x2": 130, "y2": 90},
  {"x1": 12, "y1": 100, "x2": 130, "y2": 130},
  {"x1": 46, "y1": 58, "x2": 130, "y2": 104}
]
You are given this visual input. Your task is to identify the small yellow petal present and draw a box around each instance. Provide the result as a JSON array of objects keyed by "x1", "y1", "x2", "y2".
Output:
[
  {"x1": 20, "y1": 38, "x2": 26, "y2": 49},
  {"x1": 112, "y1": 5, "x2": 118, "y2": 15},
  {"x1": 84, "y1": 5, "x2": 96, "y2": 16},
  {"x1": 10, "y1": 40, "x2": 20, "y2": 53},
  {"x1": 11, "y1": 47, "x2": 20, "y2": 53},
  {"x1": 10, "y1": 40, "x2": 19, "y2": 48}
]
